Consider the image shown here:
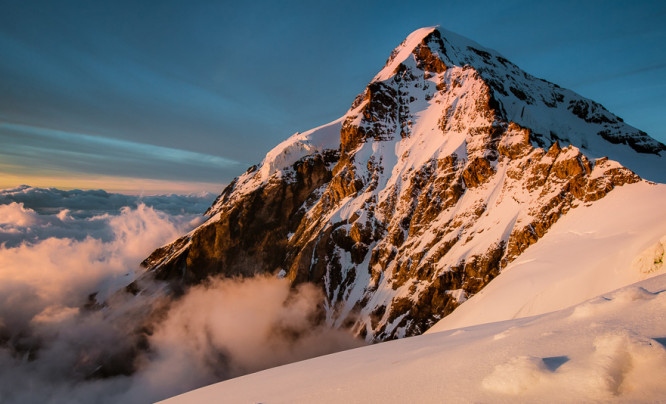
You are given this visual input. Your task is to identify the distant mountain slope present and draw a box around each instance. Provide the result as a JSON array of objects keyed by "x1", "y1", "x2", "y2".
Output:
[{"x1": 140, "y1": 26, "x2": 666, "y2": 341}]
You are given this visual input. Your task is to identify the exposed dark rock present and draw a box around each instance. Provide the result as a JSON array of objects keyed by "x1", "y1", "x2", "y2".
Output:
[
  {"x1": 598, "y1": 129, "x2": 666, "y2": 155},
  {"x1": 145, "y1": 152, "x2": 337, "y2": 284}
]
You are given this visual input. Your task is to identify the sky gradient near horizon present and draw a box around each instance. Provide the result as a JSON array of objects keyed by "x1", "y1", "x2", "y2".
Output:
[{"x1": 1, "y1": 0, "x2": 664, "y2": 194}]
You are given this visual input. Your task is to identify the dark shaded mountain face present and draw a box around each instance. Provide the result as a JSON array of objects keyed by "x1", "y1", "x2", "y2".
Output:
[{"x1": 140, "y1": 27, "x2": 663, "y2": 341}]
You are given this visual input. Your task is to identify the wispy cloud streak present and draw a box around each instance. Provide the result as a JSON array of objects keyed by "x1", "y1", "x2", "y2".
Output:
[{"x1": 0, "y1": 122, "x2": 245, "y2": 184}]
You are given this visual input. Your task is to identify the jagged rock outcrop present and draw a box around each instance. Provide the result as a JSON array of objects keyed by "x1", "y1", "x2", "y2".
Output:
[{"x1": 140, "y1": 26, "x2": 663, "y2": 341}]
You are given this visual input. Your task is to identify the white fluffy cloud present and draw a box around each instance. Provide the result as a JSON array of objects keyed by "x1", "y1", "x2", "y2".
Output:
[
  {"x1": 0, "y1": 203, "x2": 186, "y2": 304},
  {"x1": 0, "y1": 201, "x2": 39, "y2": 227},
  {"x1": 0, "y1": 200, "x2": 191, "y2": 403},
  {"x1": 0, "y1": 188, "x2": 361, "y2": 403},
  {"x1": 0, "y1": 186, "x2": 212, "y2": 247}
]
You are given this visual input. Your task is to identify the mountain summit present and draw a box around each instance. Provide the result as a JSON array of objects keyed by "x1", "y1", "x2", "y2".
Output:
[{"x1": 141, "y1": 27, "x2": 666, "y2": 340}]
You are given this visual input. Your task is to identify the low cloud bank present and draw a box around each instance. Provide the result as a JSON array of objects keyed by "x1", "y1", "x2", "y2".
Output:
[
  {"x1": 0, "y1": 185, "x2": 215, "y2": 218},
  {"x1": 0, "y1": 188, "x2": 361, "y2": 403},
  {"x1": 0, "y1": 185, "x2": 214, "y2": 247}
]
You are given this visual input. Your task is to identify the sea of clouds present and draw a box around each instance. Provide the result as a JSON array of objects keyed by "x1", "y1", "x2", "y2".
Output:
[{"x1": 0, "y1": 186, "x2": 361, "y2": 403}]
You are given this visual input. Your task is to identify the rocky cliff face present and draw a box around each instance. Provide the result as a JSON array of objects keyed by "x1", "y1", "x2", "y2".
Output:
[{"x1": 140, "y1": 27, "x2": 663, "y2": 341}]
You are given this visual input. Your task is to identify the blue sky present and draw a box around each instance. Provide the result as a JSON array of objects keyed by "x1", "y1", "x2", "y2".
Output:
[{"x1": 1, "y1": 0, "x2": 664, "y2": 194}]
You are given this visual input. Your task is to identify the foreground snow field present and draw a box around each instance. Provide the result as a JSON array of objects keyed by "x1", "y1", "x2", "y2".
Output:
[
  {"x1": 162, "y1": 181, "x2": 666, "y2": 403},
  {"x1": 163, "y1": 275, "x2": 666, "y2": 403}
]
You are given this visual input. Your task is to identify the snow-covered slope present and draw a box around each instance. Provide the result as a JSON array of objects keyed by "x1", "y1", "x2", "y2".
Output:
[
  {"x1": 162, "y1": 274, "x2": 666, "y2": 403},
  {"x1": 428, "y1": 181, "x2": 666, "y2": 332}
]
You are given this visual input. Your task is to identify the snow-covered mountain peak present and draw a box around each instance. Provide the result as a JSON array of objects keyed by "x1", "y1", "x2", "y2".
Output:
[
  {"x1": 143, "y1": 26, "x2": 665, "y2": 342},
  {"x1": 216, "y1": 26, "x2": 664, "y2": 207},
  {"x1": 358, "y1": 26, "x2": 666, "y2": 182},
  {"x1": 373, "y1": 26, "x2": 440, "y2": 82},
  {"x1": 373, "y1": 27, "x2": 503, "y2": 83}
]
